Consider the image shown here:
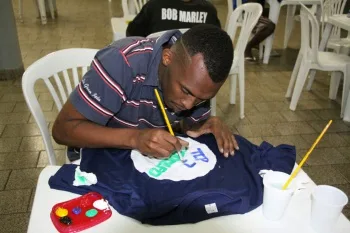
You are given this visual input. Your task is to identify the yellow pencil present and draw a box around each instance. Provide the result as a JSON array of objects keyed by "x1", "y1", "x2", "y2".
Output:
[
  {"x1": 282, "y1": 120, "x2": 333, "y2": 190},
  {"x1": 154, "y1": 89, "x2": 184, "y2": 161}
]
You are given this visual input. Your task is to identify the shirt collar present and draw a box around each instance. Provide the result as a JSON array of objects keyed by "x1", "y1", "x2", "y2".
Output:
[{"x1": 143, "y1": 29, "x2": 183, "y2": 87}]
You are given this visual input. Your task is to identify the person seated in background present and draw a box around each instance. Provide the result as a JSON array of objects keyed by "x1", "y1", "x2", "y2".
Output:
[
  {"x1": 243, "y1": 0, "x2": 276, "y2": 61},
  {"x1": 126, "y1": 0, "x2": 221, "y2": 37}
]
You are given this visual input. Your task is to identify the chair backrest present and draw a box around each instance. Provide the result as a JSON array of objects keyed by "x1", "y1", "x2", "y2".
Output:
[
  {"x1": 122, "y1": 0, "x2": 149, "y2": 17},
  {"x1": 299, "y1": 3, "x2": 320, "y2": 64},
  {"x1": 22, "y1": 48, "x2": 98, "y2": 165},
  {"x1": 323, "y1": 0, "x2": 347, "y2": 38},
  {"x1": 226, "y1": 3, "x2": 262, "y2": 69},
  {"x1": 146, "y1": 28, "x2": 189, "y2": 38},
  {"x1": 225, "y1": 0, "x2": 243, "y2": 30}
]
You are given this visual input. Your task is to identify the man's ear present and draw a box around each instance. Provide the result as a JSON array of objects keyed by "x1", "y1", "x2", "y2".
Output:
[{"x1": 161, "y1": 48, "x2": 172, "y2": 67}]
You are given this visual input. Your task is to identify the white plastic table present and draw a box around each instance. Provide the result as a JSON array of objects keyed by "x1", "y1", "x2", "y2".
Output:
[
  {"x1": 27, "y1": 165, "x2": 350, "y2": 233},
  {"x1": 262, "y1": 0, "x2": 322, "y2": 64},
  {"x1": 319, "y1": 14, "x2": 350, "y2": 51}
]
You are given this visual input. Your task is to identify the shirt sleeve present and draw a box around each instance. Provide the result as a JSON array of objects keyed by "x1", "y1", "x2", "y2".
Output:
[
  {"x1": 69, "y1": 46, "x2": 132, "y2": 126},
  {"x1": 126, "y1": 1, "x2": 153, "y2": 37},
  {"x1": 183, "y1": 100, "x2": 211, "y2": 127}
]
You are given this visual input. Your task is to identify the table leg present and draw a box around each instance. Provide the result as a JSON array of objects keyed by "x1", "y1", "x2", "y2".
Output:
[
  {"x1": 33, "y1": 0, "x2": 40, "y2": 18},
  {"x1": 19, "y1": 0, "x2": 24, "y2": 22},
  {"x1": 344, "y1": 67, "x2": 350, "y2": 122},
  {"x1": 263, "y1": 0, "x2": 281, "y2": 64},
  {"x1": 283, "y1": 5, "x2": 297, "y2": 49},
  {"x1": 37, "y1": 0, "x2": 47, "y2": 24},
  {"x1": 48, "y1": 0, "x2": 55, "y2": 19}
]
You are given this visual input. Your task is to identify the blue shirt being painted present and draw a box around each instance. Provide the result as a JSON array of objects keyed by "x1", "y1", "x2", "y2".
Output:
[
  {"x1": 70, "y1": 30, "x2": 210, "y2": 129},
  {"x1": 49, "y1": 135, "x2": 295, "y2": 225}
]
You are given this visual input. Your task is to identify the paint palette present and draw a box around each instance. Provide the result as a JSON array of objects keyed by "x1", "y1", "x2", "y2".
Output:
[{"x1": 50, "y1": 192, "x2": 112, "y2": 233}]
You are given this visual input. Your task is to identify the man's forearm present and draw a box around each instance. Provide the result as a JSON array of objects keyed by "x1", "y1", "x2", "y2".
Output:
[{"x1": 53, "y1": 119, "x2": 139, "y2": 149}]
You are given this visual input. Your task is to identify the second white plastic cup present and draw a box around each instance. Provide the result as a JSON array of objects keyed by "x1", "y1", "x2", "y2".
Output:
[{"x1": 310, "y1": 185, "x2": 348, "y2": 233}]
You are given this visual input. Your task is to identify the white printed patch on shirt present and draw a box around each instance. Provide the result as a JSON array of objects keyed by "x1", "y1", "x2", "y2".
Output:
[
  {"x1": 130, "y1": 137, "x2": 217, "y2": 181},
  {"x1": 205, "y1": 203, "x2": 218, "y2": 214}
]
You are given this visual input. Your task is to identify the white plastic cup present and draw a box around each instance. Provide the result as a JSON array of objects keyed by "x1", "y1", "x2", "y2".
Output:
[
  {"x1": 310, "y1": 185, "x2": 348, "y2": 233},
  {"x1": 262, "y1": 171, "x2": 295, "y2": 221}
]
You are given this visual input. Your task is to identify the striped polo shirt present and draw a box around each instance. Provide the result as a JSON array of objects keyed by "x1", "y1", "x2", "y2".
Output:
[{"x1": 70, "y1": 30, "x2": 211, "y2": 129}]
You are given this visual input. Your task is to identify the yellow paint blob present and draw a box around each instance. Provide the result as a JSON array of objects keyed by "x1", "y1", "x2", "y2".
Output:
[{"x1": 55, "y1": 207, "x2": 68, "y2": 217}]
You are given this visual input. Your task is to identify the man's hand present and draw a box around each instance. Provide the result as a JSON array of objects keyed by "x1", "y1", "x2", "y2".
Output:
[
  {"x1": 135, "y1": 129, "x2": 189, "y2": 158},
  {"x1": 186, "y1": 117, "x2": 239, "y2": 157}
]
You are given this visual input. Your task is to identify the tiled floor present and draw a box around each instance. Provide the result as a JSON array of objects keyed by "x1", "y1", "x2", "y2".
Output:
[{"x1": 0, "y1": 0, "x2": 349, "y2": 232}]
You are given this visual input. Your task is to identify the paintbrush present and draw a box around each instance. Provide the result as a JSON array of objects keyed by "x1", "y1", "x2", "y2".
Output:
[{"x1": 154, "y1": 89, "x2": 185, "y2": 162}]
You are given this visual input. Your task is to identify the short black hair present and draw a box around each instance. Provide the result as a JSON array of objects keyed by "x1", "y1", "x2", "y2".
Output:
[{"x1": 180, "y1": 24, "x2": 233, "y2": 83}]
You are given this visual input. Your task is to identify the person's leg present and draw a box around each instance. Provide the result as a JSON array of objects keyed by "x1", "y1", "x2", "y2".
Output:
[{"x1": 245, "y1": 16, "x2": 275, "y2": 59}]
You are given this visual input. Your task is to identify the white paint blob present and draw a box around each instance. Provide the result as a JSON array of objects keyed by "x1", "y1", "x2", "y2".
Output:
[{"x1": 93, "y1": 199, "x2": 109, "y2": 210}]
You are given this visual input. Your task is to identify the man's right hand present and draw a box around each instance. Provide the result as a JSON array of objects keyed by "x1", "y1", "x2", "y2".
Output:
[{"x1": 134, "y1": 129, "x2": 189, "y2": 158}]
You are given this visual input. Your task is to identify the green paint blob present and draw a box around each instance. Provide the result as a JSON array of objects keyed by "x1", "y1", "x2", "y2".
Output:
[
  {"x1": 179, "y1": 149, "x2": 186, "y2": 158},
  {"x1": 85, "y1": 209, "x2": 98, "y2": 217},
  {"x1": 77, "y1": 176, "x2": 86, "y2": 183},
  {"x1": 147, "y1": 148, "x2": 188, "y2": 177}
]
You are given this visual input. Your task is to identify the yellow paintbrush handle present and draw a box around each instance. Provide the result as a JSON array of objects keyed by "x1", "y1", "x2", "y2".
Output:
[
  {"x1": 154, "y1": 89, "x2": 184, "y2": 161},
  {"x1": 282, "y1": 120, "x2": 332, "y2": 190},
  {"x1": 154, "y1": 89, "x2": 174, "y2": 136}
]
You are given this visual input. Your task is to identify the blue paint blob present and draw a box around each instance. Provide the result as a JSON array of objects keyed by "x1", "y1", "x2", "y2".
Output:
[{"x1": 72, "y1": 207, "x2": 81, "y2": 215}]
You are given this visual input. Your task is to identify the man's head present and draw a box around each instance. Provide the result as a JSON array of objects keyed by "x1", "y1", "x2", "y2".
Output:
[{"x1": 159, "y1": 24, "x2": 233, "y2": 113}]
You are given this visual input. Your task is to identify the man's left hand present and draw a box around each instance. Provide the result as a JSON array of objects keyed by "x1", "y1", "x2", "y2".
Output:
[{"x1": 186, "y1": 117, "x2": 239, "y2": 157}]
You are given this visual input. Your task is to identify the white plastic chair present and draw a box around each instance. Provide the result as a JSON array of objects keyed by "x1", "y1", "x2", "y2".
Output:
[
  {"x1": 322, "y1": 0, "x2": 348, "y2": 52},
  {"x1": 283, "y1": 0, "x2": 347, "y2": 50},
  {"x1": 22, "y1": 48, "x2": 98, "y2": 165},
  {"x1": 121, "y1": 0, "x2": 147, "y2": 17},
  {"x1": 226, "y1": 0, "x2": 270, "y2": 64},
  {"x1": 19, "y1": 0, "x2": 56, "y2": 24},
  {"x1": 306, "y1": 0, "x2": 348, "y2": 91},
  {"x1": 211, "y1": 3, "x2": 262, "y2": 118},
  {"x1": 111, "y1": 0, "x2": 149, "y2": 41},
  {"x1": 225, "y1": 0, "x2": 243, "y2": 30},
  {"x1": 283, "y1": 4, "x2": 319, "y2": 49},
  {"x1": 128, "y1": 0, "x2": 148, "y2": 15},
  {"x1": 285, "y1": 3, "x2": 350, "y2": 117}
]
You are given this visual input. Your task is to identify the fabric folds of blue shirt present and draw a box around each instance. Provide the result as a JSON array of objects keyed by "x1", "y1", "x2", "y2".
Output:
[{"x1": 49, "y1": 135, "x2": 296, "y2": 225}]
